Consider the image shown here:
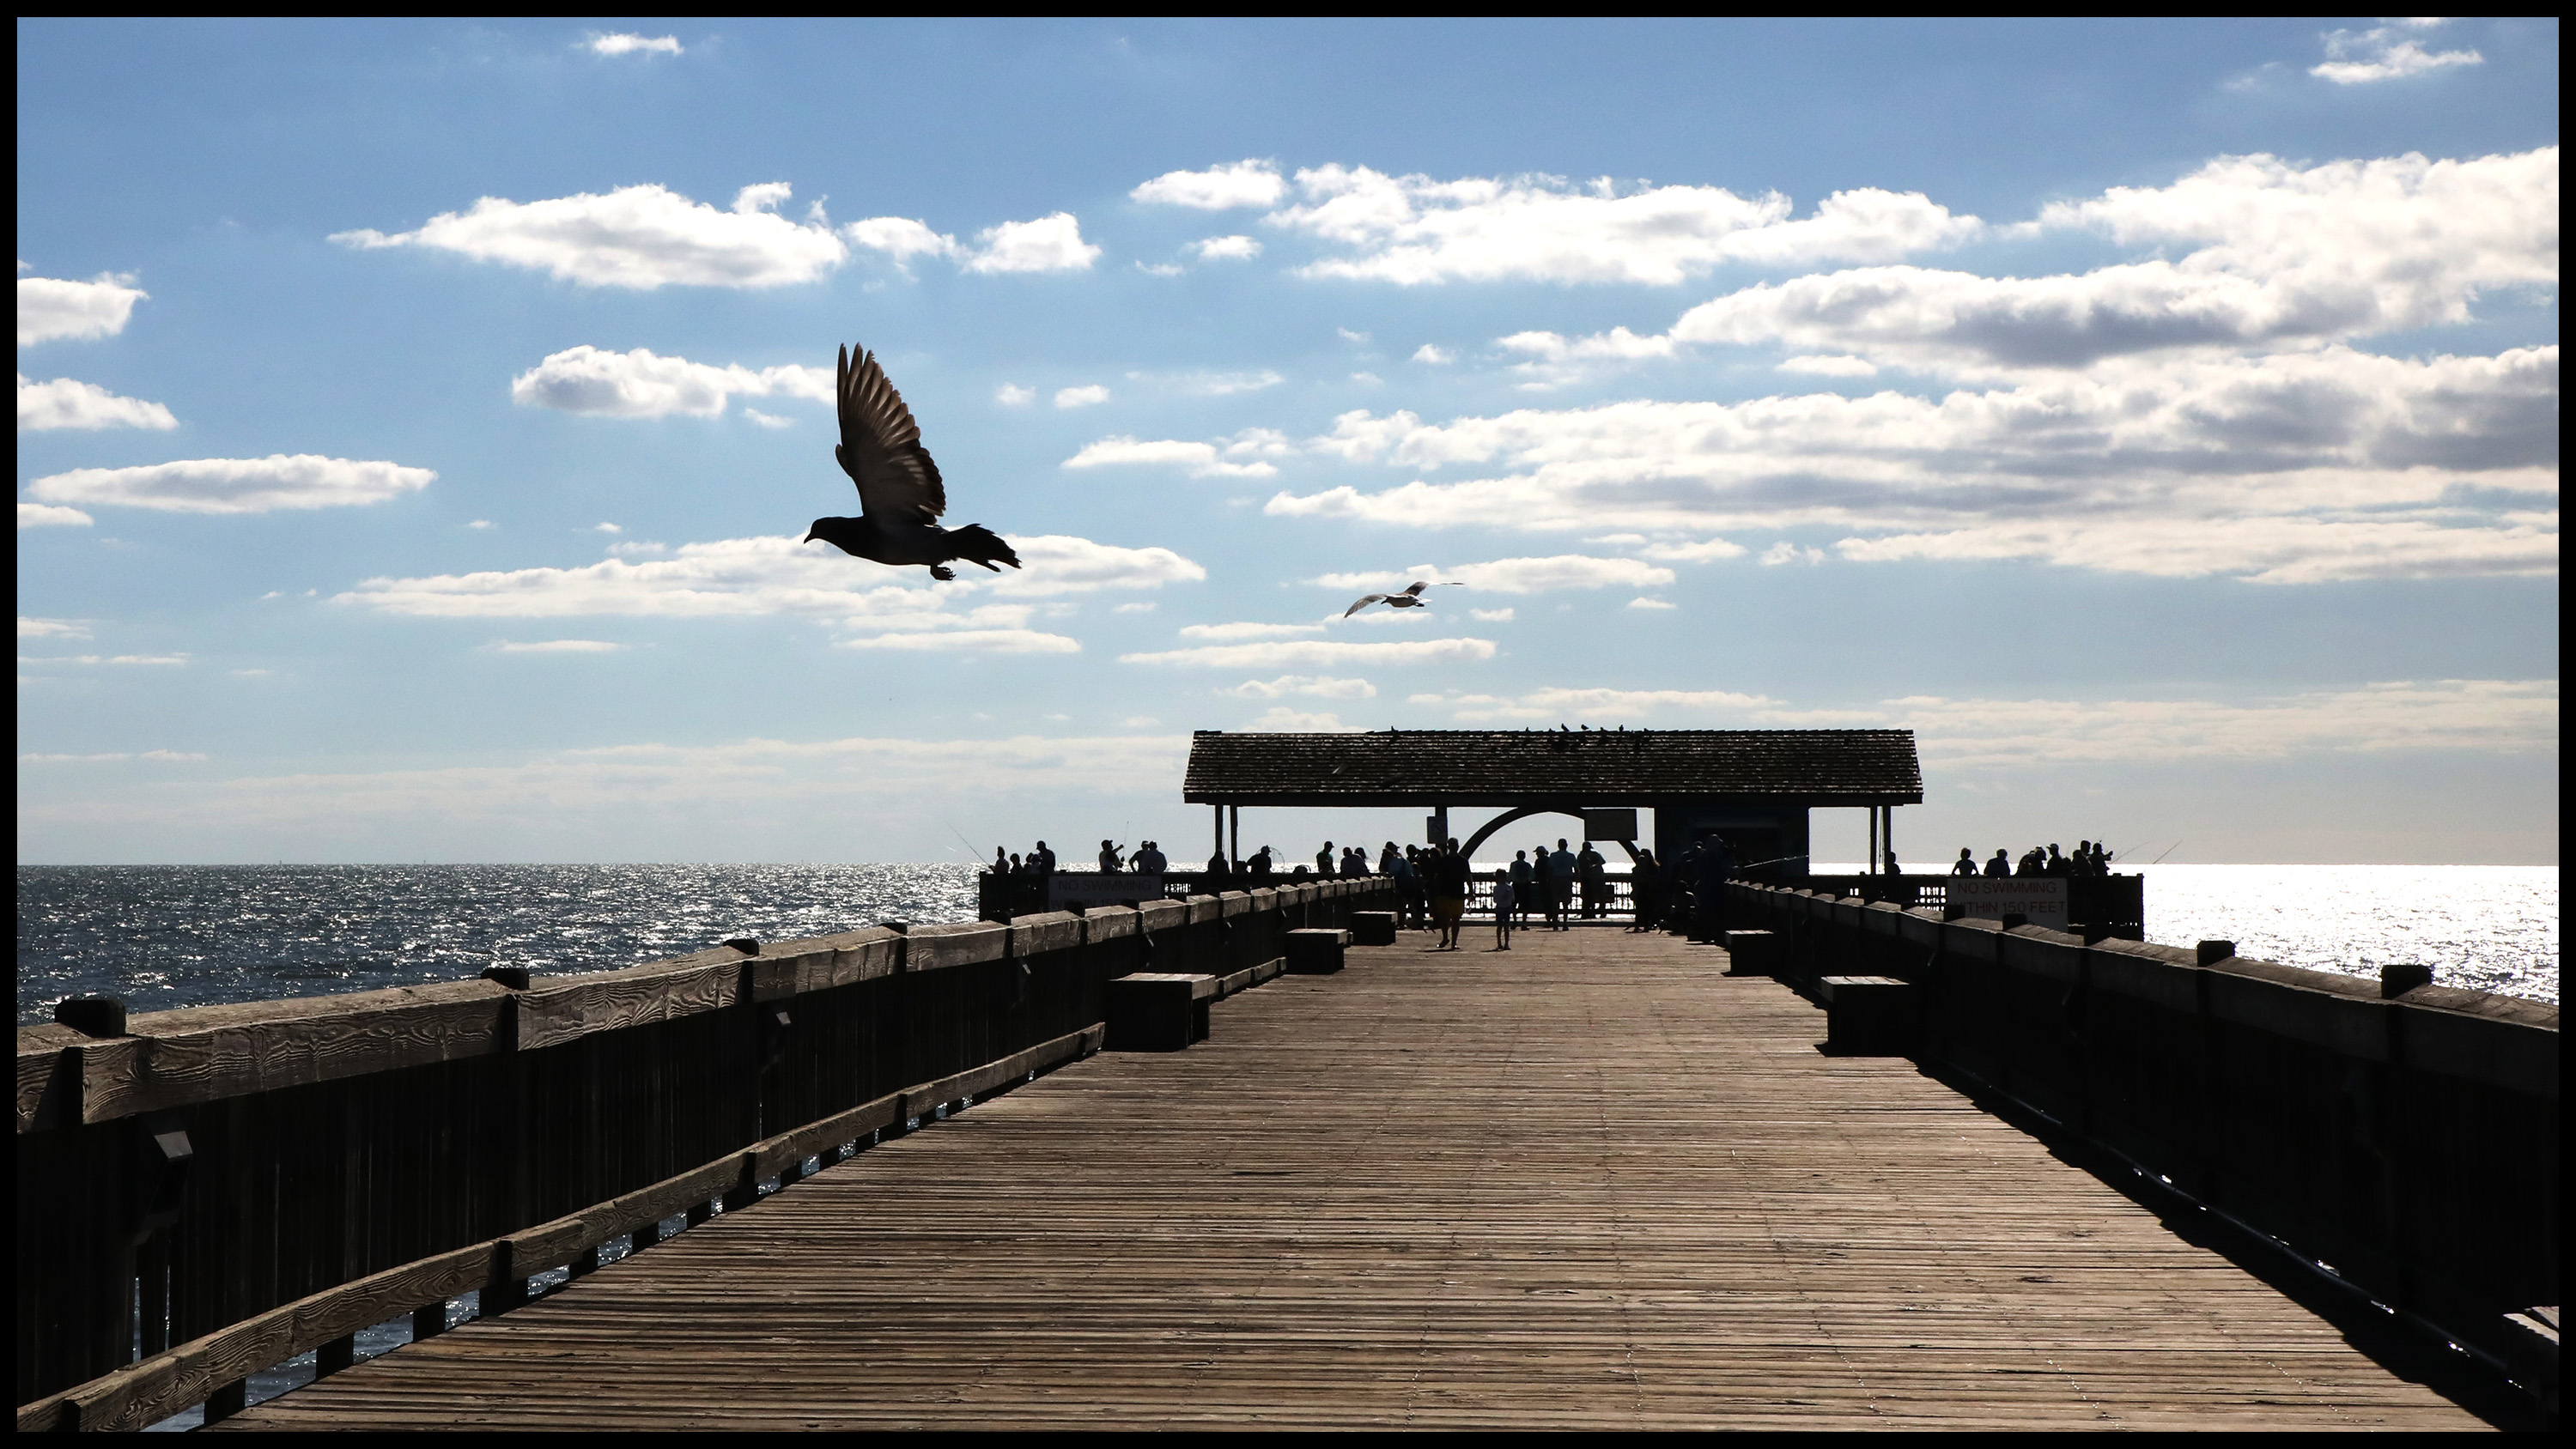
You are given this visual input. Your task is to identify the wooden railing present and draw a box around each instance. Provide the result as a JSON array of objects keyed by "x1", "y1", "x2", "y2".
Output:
[
  {"x1": 15, "y1": 881, "x2": 1392, "y2": 1430},
  {"x1": 1724, "y1": 881, "x2": 2558, "y2": 1382},
  {"x1": 1802, "y1": 873, "x2": 2146, "y2": 937}
]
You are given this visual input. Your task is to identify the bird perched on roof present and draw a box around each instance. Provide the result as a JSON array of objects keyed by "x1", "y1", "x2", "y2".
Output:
[
  {"x1": 802, "y1": 344, "x2": 1021, "y2": 582},
  {"x1": 1343, "y1": 580, "x2": 1460, "y2": 617}
]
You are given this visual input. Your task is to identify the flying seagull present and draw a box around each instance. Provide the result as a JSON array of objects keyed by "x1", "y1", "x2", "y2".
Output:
[
  {"x1": 1344, "y1": 580, "x2": 1461, "y2": 617},
  {"x1": 802, "y1": 344, "x2": 1021, "y2": 582}
]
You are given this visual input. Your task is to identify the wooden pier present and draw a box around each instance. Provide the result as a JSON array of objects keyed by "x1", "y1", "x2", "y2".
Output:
[{"x1": 207, "y1": 927, "x2": 2501, "y2": 1430}]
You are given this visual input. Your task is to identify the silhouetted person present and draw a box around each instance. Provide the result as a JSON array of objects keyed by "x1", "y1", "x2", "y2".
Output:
[
  {"x1": 1884, "y1": 847, "x2": 1901, "y2": 876},
  {"x1": 1098, "y1": 839, "x2": 1123, "y2": 873},
  {"x1": 1510, "y1": 850, "x2": 1536, "y2": 927},
  {"x1": 1492, "y1": 869, "x2": 1516, "y2": 950},
  {"x1": 1248, "y1": 846, "x2": 1273, "y2": 879},
  {"x1": 1952, "y1": 848, "x2": 1978, "y2": 877},
  {"x1": 1985, "y1": 849, "x2": 2010, "y2": 878},
  {"x1": 1033, "y1": 840, "x2": 1056, "y2": 874},
  {"x1": 1315, "y1": 841, "x2": 1334, "y2": 876},
  {"x1": 1629, "y1": 848, "x2": 1662, "y2": 931},
  {"x1": 2045, "y1": 844, "x2": 2069, "y2": 876},
  {"x1": 1204, "y1": 850, "x2": 1230, "y2": 885}
]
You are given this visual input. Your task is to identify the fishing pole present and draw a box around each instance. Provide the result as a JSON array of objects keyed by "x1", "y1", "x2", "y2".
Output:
[{"x1": 2148, "y1": 840, "x2": 2184, "y2": 865}]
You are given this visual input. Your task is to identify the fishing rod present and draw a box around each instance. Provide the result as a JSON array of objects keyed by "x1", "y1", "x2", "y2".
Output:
[{"x1": 2148, "y1": 840, "x2": 2184, "y2": 865}]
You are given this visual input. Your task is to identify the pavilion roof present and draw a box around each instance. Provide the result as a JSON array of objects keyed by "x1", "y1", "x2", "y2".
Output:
[{"x1": 1183, "y1": 729, "x2": 1922, "y2": 807}]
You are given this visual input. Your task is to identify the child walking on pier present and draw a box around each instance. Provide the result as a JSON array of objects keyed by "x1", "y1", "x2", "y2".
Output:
[{"x1": 1492, "y1": 868, "x2": 1516, "y2": 950}]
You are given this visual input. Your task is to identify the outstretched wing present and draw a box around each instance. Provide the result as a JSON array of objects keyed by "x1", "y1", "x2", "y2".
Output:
[
  {"x1": 835, "y1": 344, "x2": 947, "y2": 524},
  {"x1": 1344, "y1": 594, "x2": 1390, "y2": 617}
]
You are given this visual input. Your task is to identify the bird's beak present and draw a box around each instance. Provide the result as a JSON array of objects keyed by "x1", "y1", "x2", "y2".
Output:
[{"x1": 800, "y1": 527, "x2": 816, "y2": 543}]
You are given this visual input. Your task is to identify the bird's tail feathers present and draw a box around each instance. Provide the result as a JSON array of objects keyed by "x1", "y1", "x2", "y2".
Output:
[{"x1": 951, "y1": 524, "x2": 1022, "y2": 571}]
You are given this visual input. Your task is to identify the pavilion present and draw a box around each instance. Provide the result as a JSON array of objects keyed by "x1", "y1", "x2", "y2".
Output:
[{"x1": 1182, "y1": 728, "x2": 1923, "y2": 879}]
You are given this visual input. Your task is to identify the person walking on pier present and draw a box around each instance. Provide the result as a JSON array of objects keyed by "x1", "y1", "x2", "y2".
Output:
[
  {"x1": 1392, "y1": 846, "x2": 1424, "y2": 930},
  {"x1": 1492, "y1": 868, "x2": 1517, "y2": 950},
  {"x1": 1628, "y1": 847, "x2": 1663, "y2": 931},
  {"x1": 1531, "y1": 842, "x2": 1560, "y2": 931},
  {"x1": 1550, "y1": 840, "x2": 1578, "y2": 930},
  {"x1": 1429, "y1": 840, "x2": 1470, "y2": 949}
]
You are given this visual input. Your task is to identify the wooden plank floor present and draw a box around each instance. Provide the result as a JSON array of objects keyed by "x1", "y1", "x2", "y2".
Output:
[{"x1": 220, "y1": 927, "x2": 2491, "y2": 1430}]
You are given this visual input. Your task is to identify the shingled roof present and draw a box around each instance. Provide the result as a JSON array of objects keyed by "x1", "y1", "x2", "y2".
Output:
[{"x1": 1184, "y1": 729, "x2": 1921, "y2": 807}]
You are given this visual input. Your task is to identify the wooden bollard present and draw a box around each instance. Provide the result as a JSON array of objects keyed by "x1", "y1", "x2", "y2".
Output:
[
  {"x1": 1106, "y1": 973, "x2": 1216, "y2": 1051},
  {"x1": 1285, "y1": 928, "x2": 1348, "y2": 974},
  {"x1": 1820, "y1": 975, "x2": 1916, "y2": 1055},
  {"x1": 1349, "y1": 911, "x2": 1397, "y2": 946},
  {"x1": 1719, "y1": 929, "x2": 1778, "y2": 977}
]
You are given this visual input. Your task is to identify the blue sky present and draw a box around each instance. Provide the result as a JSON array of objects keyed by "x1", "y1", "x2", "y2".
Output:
[{"x1": 17, "y1": 18, "x2": 2559, "y2": 865}]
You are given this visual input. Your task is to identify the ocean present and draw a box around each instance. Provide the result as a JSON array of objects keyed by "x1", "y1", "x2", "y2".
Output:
[{"x1": 15, "y1": 861, "x2": 2559, "y2": 1024}]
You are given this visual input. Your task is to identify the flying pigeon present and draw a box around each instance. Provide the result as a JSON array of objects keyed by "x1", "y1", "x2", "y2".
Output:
[
  {"x1": 1343, "y1": 580, "x2": 1461, "y2": 617},
  {"x1": 802, "y1": 344, "x2": 1021, "y2": 582}
]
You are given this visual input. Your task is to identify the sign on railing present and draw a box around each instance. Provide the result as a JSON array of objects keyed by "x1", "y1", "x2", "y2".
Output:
[
  {"x1": 1946, "y1": 878, "x2": 2069, "y2": 929},
  {"x1": 1047, "y1": 874, "x2": 1166, "y2": 911}
]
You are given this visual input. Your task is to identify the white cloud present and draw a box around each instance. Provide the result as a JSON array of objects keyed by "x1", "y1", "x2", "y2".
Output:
[
  {"x1": 1543, "y1": 148, "x2": 2558, "y2": 377},
  {"x1": 1338, "y1": 328, "x2": 1370, "y2": 344},
  {"x1": 1267, "y1": 166, "x2": 1981, "y2": 286},
  {"x1": 742, "y1": 408, "x2": 791, "y2": 429},
  {"x1": 490, "y1": 640, "x2": 626, "y2": 653},
  {"x1": 1062, "y1": 430, "x2": 1283, "y2": 478},
  {"x1": 589, "y1": 33, "x2": 682, "y2": 57},
  {"x1": 28, "y1": 455, "x2": 434, "y2": 514},
  {"x1": 1054, "y1": 385, "x2": 1111, "y2": 409},
  {"x1": 1638, "y1": 538, "x2": 1747, "y2": 562},
  {"x1": 1242, "y1": 706, "x2": 1363, "y2": 732},
  {"x1": 1313, "y1": 555, "x2": 1674, "y2": 595},
  {"x1": 340, "y1": 531, "x2": 1200, "y2": 619},
  {"x1": 1131, "y1": 369, "x2": 1285, "y2": 397},
  {"x1": 1131, "y1": 160, "x2": 1286, "y2": 210},
  {"x1": 837, "y1": 628, "x2": 1081, "y2": 653},
  {"x1": 592, "y1": 522, "x2": 622, "y2": 534},
  {"x1": 1412, "y1": 344, "x2": 1453, "y2": 364},
  {"x1": 1112, "y1": 601, "x2": 1157, "y2": 614},
  {"x1": 1899, "y1": 679, "x2": 2556, "y2": 766},
  {"x1": 1468, "y1": 607, "x2": 1514, "y2": 622},
  {"x1": 466, "y1": 519, "x2": 495, "y2": 530},
  {"x1": 1627, "y1": 597, "x2": 1677, "y2": 609},
  {"x1": 984, "y1": 535, "x2": 1206, "y2": 597},
  {"x1": 1192, "y1": 234, "x2": 1262, "y2": 261},
  {"x1": 1409, "y1": 685, "x2": 1775, "y2": 723},
  {"x1": 332, "y1": 183, "x2": 848, "y2": 289},
  {"x1": 995, "y1": 384, "x2": 1035, "y2": 406},
  {"x1": 19, "y1": 749, "x2": 206, "y2": 763},
  {"x1": 1134, "y1": 261, "x2": 1186, "y2": 278},
  {"x1": 1266, "y1": 344, "x2": 2559, "y2": 583},
  {"x1": 962, "y1": 213, "x2": 1101, "y2": 275},
  {"x1": 1120, "y1": 637, "x2": 1496, "y2": 670},
  {"x1": 19, "y1": 617, "x2": 90, "y2": 639},
  {"x1": 1778, "y1": 354, "x2": 1877, "y2": 378},
  {"x1": 1180, "y1": 621, "x2": 1325, "y2": 641},
  {"x1": 1223, "y1": 674, "x2": 1376, "y2": 700},
  {"x1": 19, "y1": 653, "x2": 191, "y2": 666},
  {"x1": 508, "y1": 345, "x2": 832, "y2": 418},
  {"x1": 842, "y1": 217, "x2": 961, "y2": 273},
  {"x1": 17, "y1": 272, "x2": 148, "y2": 345},
  {"x1": 18, "y1": 502, "x2": 94, "y2": 529},
  {"x1": 13, "y1": 732, "x2": 1196, "y2": 839},
  {"x1": 2312, "y1": 21, "x2": 2482, "y2": 84},
  {"x1": 1760, "y1": 543, "x2": 1825, "y2": 567}
]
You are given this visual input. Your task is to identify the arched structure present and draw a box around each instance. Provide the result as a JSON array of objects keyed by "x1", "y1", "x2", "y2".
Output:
[{"x1": 1458, "y1": 804, "x2": 1638, "y2": 863}]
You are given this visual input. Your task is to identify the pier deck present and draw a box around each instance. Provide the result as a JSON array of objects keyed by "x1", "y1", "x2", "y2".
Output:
[{"x1": 216, "y1": 927, "x2": 2490, "y2": 1430}]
